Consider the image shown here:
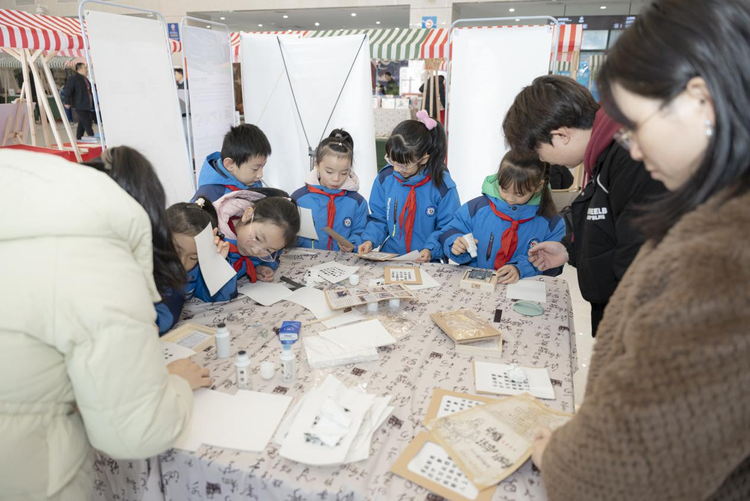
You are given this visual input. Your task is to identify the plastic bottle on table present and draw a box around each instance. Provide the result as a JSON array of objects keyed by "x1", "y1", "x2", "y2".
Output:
[
  {"x1": 280, "y1": 344, "x2": 296, "y2": 383},
  {"x1": 235, "y1": 350, "x2": 251, "y2": 390},
  {"x1": 215, "y1": 322, "x2": 231, "y2": 359}
]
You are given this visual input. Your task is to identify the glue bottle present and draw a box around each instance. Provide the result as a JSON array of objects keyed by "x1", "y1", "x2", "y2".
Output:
[
  {"x1": 280, "y1": 344, "x2": 296, "y2": 383},
  {"x1": 215, "y1": 322, "x2": 231, "y2": 359},
  {"x1": 235, "y1": 350, "x2": 251, "y2": 390}
]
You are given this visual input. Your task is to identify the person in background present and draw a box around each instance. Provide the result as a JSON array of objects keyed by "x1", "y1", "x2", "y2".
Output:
[
  {"x1": 192, "y1": 124, "x2": 272, "y2": 202},
  {"x1": 155, "y1": 197, "x2": 236, "y2": 335},
  {"x1": 214, "y1": 188, "x2": 300, "y2": 284},
  {"x1": 292, "y1": 129, "x2": 368, "y2": 251},
  {"x1": 440, "y1": 150, "x2": 565, "y2": 283},
  {"x1": 383, "y1": 71, "x2": 399, "y2": 96},
  {"x1": 63, "y1": 62, "x2": 94, "y2": 140},
  {"x1": 503, "y1": 75, "x2": 666, "y2": 336},
  {"x1": 174, "y1": 68, "x2": 185, "y2": 89},
  {"x1": 530, "y1": 1, "x2": 750, "y2": 499},
  {"x1": 359, "y1": 110, "x2": 460, "y2": 262},
  {"x1": 0, "y1": 147, "x2": 209, "y2": 500}
]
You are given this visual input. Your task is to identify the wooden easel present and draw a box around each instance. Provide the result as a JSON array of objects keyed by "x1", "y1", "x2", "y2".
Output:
[
  {"x1": 3, "y1": 48, "x2": 82, "y2": 162},
  {"x1": 422, "y1": 58, "x2": 444, "y2": 123}
]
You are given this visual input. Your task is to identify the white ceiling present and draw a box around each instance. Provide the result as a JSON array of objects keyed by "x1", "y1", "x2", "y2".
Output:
[{"x1": 188, "y1": 1, "x2": 645, "y2": 32}]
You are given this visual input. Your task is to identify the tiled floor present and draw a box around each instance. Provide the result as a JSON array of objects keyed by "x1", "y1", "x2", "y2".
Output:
[{"x1": 560, "y1": 265, "x2": 595, "y2": 406}]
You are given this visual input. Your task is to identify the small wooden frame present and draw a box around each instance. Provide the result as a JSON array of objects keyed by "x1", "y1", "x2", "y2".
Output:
[
  {"x1": 384, "y1": 266, "x2": 422, "y2": 285},
  {"x1": 431, "y1": 309, "x2": 501, "y2": 344},
  {"x1": 160, "y1": 322, "x2": 216, "y2": 352},
  {"x1": 459, "y1": 269, "x2": 498, "y2": 293},
  {"x1": 356, "y1": 251, "x2": 399, "y2": 262},
  {"x1": 390, "y1": 431, "x2": 496, "y2": 501},
  {"x1": 322, "y1": 226, "x2": 354, "y2": 252}
]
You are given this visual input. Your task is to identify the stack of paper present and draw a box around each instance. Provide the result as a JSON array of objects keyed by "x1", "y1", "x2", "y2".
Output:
[
  {"x1": 276, "y1": 375, "x2": 394, "y2": 465},
  {"x1": 173, "y1": 389, "x2": 293, "y2": 453},
  {"x1": 303, "y1": 319, "x2": 396, "y2": 369}
]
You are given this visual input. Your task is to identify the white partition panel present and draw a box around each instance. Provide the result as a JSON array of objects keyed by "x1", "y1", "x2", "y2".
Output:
[
  {"x1": 182, "y1": 24, "x2": 235, "y2": 181},
  {"x1": 85, "y1": 10, "x2": 193, "y2": 204},
  {"x1": 242, "y1": 34, "x2": 377, "y2": 200},
  {"x1": 447, "y1": 26, "x2": 554, "y2": 202}
]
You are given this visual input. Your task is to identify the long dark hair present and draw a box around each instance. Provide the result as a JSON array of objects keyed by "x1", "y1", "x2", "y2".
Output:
[
  {"x1": 496, "y1": 150, "x2": 556, "y2": 218},
  {"x1": 84, "y1": 147, "x2": 186, "y2": 294},
  {"x1": 315, "y1": 128, "x2": 354, "y2": 165},
  {"x1": 597, "y1": 0, "x2": 750, "y2": 242},
  {"x1": 386, "y1": 119, "x2": 447, "y2": 186},
  {"x1": 167, "y1": 197, "x2": 219, "y2": 237}
]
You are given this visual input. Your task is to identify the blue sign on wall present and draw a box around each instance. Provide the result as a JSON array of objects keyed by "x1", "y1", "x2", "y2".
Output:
[
  {"x1": 422, "y1": 16, "x2": 437, "y2": 29},
  {"x1": 168, "y1": 23, "x2": 180, "y2": 41}
]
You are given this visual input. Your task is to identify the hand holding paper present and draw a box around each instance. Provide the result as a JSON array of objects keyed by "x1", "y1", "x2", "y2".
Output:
[{"x1": 195, "y1": 223, "x2": 237, "y2": 296}]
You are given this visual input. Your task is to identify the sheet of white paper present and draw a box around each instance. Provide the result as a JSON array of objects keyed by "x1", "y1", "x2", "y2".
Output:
[
  {"x1": 287, "y1": 286, "x2": 335, "y2": 319},
  {"x1": 279, "y1": 385, "x2": 375, "y2": 465},
  {"x1": 344, "y1": 396, "x2": 393, "y2": 463},
  {"x1": 319, "y1": 319, "x2": 396, "y2": 350},
  {"x1": 473, "y1": 361, "x2": 555, "y2": 400},
  {"x1": 322, "y1": 311, "x2": 366, "y2": 329},
  {"x1": 407, "y1": 270, "x2": 440, "y2": 291},
  {"x1": 274, "y1": 376, "x2": 344, "y2": 445},
  {"x1": 297, "y1": 206, "x2": 318, "y2": 240},
  {"x1": 311, "y1": 261, "x2": 360, "y2": 284},
  {"x1": 407, "y1": 440, "x2": 481, "y2": 500},
  {"x1": 506, "y1": 279, "x2": 547, "y2": 303},
  {"x1": 173, "y1": 389, "x2": 293, "y2": 453},
  {"x1": 161, "y1": 342, "x2": 195, "y2": 366},
  {"x1": 194, "y1": 223, "x2": 237, "y2": 296},
  {"x1": 392, "y1": 250, "x2": 421, "y2": 261},
  {"x1": 238, "y1": 281, "x2": 294, "y2": 306}
]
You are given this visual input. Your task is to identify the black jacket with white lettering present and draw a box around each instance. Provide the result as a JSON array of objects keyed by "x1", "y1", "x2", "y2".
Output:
[{"x1": 562, "y1": 142, "x2": 666, "y2": 305}]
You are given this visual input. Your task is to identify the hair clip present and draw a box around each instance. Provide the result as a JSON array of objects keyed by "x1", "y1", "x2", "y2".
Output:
[
  {"x1": 194, "y1": 197, "x2": 205, "y2": 208},
  {"x1": 416, "y1": 110, "x2": 438, "y2": 131}
]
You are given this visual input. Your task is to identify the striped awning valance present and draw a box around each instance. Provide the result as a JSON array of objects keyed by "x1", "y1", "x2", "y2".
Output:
[{"x1": 309, "y1": 28, "x2": 431, "y2": 60}]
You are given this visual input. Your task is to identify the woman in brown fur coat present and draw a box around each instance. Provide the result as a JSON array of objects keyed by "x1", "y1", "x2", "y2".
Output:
[{"x1": 527, "y1": 0, "x2": 750, "y2": 499}]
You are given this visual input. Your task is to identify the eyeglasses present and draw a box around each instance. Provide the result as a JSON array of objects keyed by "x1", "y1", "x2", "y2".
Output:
[
  {"x1": 384, "y1": 154, "x2": 423, "y2": 171},
  {"x1": 613, "y1": 106, "x2": 663, "y2": 151}
]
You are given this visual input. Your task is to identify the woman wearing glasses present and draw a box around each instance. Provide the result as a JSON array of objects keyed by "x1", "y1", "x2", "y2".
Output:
[
  {"x1": 529, "y1": 0, "x2": 750, "y2": 499},
  {"x1": 214, "y1": 188, "x2": 301, "y2": 284}
]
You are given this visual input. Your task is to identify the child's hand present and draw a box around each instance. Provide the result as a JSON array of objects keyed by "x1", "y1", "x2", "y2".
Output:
[
  {"x1": 497, "y1": 265, "x2": 520, "y2": 284},
  {"x1": 452, "y1": 237, "x2": 477, "y2": 256},
  {"x1": 257, "y1": 266, "x2": 274, "y2": 282},
  {"x1": 358, "y1": 241, "x2": 373, "y2": 255},
  {"x1": 213, "y1": 229, "x2": 230, "y2": 259},
  {"x1": 415, "y1": 249, "x2": 432, "y2": 263}
]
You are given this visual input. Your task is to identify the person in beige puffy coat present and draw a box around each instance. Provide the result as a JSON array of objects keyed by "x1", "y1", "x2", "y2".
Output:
[{"x1": 0, "y1": 149, "x2": 206, "y2": 500}]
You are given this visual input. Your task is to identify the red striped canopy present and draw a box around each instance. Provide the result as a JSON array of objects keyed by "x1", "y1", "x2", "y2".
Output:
[{"x1": 0, "y1": 9, "x2": 182, "y2": 55}]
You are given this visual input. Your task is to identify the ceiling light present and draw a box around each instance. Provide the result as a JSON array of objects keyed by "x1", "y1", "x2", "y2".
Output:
[
  {"x1": 600, "y1": 5, "x2": 607, "y2": 8},
  {"x1": 258, "y1": 24, "x2": 263, "y2": 27},
  {"x1": 509, "y1": 8, "x2": 515, "y2": 12},
  {"x1": 351, "y1": 13, "x2": 357, "y2": 17},
  {"x1": 515, "y1": 18, "x2": 521, "y2": 22},
  {"x1": 206, "y1": 25, "x2": 211, "y2": 28},
  {"x1": 220, "y1": 16, "x2": 225, "y2": 20},
  {"x1": 315, "y1": 22, "x2": 320, "y2": 26},
  {"x1": 283, "y1": 15, "x2": 289, "y2": 19},
  {"x1": 376, "y1": 21, "x2": 381, "y2": 25}
]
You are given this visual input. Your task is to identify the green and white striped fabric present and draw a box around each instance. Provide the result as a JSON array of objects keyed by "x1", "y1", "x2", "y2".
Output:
[
  {"x1": 309, "y1": 28, "x2": 431, "y2": 60},
  {"x1": 0, "y1": 53, "x2": 74, "y2": 69}
]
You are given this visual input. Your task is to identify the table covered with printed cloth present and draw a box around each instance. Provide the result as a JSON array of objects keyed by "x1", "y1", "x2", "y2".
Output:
[{"x1": 93, "y1": 249, "x2": 578, "y2": 501}]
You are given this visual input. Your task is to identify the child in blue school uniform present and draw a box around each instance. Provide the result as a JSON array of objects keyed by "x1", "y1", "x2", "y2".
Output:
[
  {"x1": 358, "y1": 110, "x2": 460, "y2": 262},
  {"x1": 214, "y1": 188, "x2": 300, "y2": 284},
  {"x1": 155, "y1": 197, "x2": 237, "y2": 335},
  {"x1": 439, "y1": 150, "x2": 566, "y2": 284},
  {"x1": 291, "y1": 129, "x2": 368, "y2": 251},
  {"x1": 192, "y1": 124, "x2": 272, "y2": 202}
]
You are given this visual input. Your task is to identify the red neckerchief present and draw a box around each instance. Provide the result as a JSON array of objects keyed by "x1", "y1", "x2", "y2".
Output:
[
  {"x1": 487, "y1": 198, "x2": 534, "y2": 270},
  {"x1": 306, "y1": 184, "x2": 346, "y2": 250},
  {"x1": 224, "y1": 185, "x2": 241, "y2": 192},
  {"x1": 227, "y1": 216, "x2": 256, "y2": 282},
  {"x1": 395, "y1": 175, "x2": 431, "y2": 253}
]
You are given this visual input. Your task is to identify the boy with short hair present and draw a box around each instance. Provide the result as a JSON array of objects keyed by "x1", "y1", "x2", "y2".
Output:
[{"x1": 191, "y1": 124, "x2": 272, "y2": 202}]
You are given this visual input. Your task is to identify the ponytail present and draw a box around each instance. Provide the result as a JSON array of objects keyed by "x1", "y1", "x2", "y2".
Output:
[
  {"x1": 167, "y1": 197, "x2": 219, "y2": 237},
  {"x1": 315, "y1": 128, "x2": 355, "y2": 166},
  {"x1": 386, "y1": 119, "x2": 447, "y2": 186},
  {"x1": 83, "y1": 146, "x2": 186, "y2": 294}
]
